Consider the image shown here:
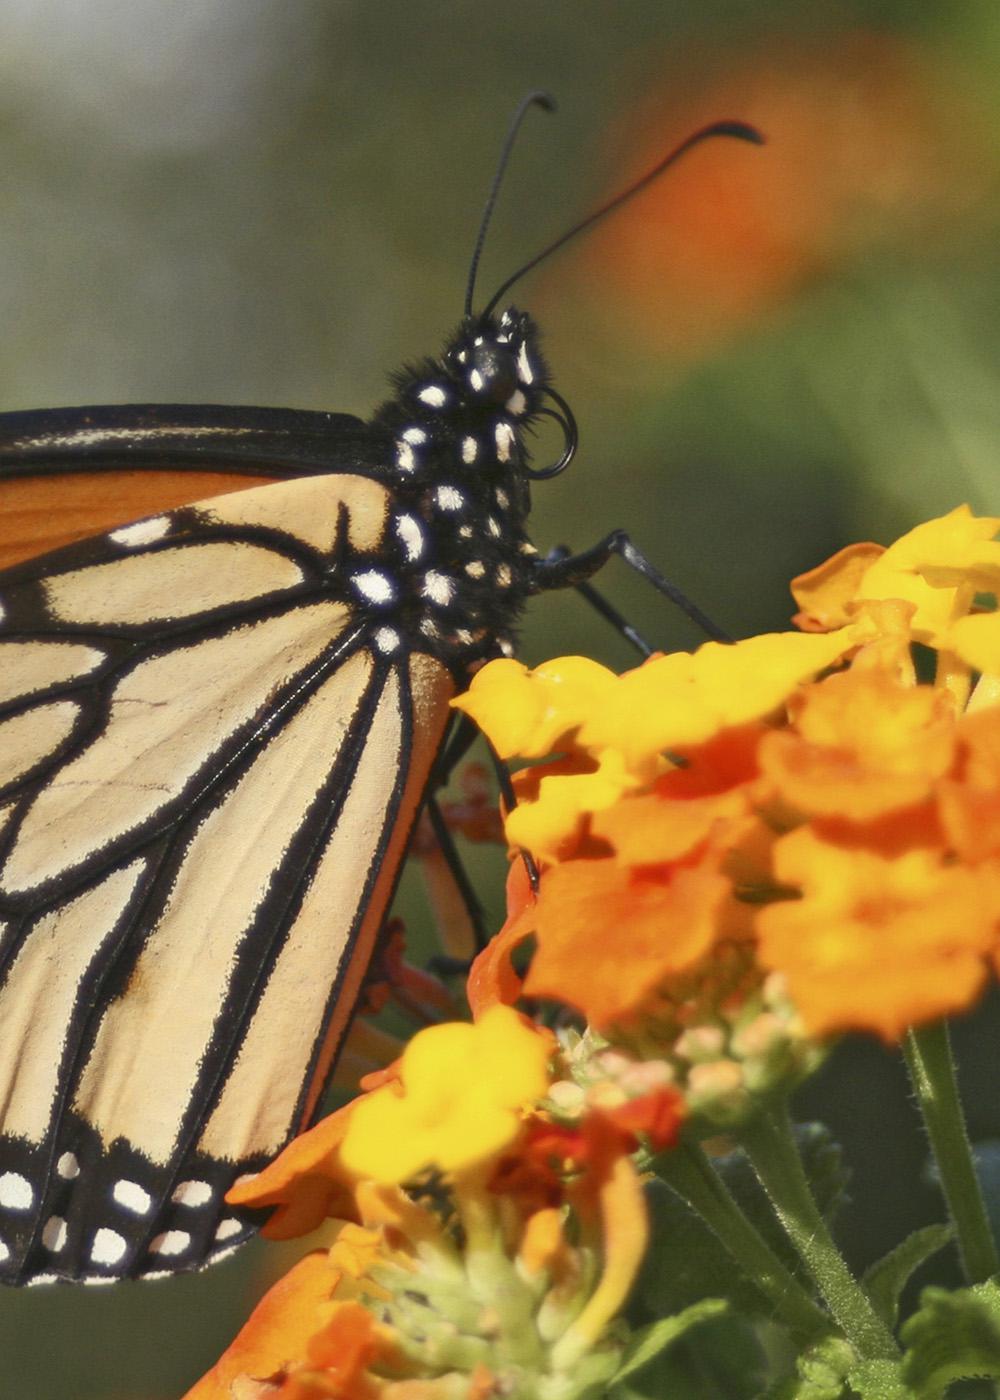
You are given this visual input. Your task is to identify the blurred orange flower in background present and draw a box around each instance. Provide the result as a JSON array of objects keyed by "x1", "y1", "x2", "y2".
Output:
[{"x1": 585, "y1": 31, "x2": 994, "y2": 357}]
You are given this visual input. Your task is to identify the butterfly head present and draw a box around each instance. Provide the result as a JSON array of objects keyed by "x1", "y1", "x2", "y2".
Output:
[{"x1": 443, "y1": 308, "x2": 545, "y2": 419}]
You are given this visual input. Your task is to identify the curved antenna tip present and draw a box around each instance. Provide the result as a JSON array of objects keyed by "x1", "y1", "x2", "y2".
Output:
[{"x1": 704, "y1": 118, "x2": 766, "y2": 146}]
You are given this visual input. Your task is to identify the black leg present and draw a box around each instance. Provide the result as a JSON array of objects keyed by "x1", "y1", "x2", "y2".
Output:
[
  {"x1": 424, "y1": 794, "x2": 489, "y2": 951},
  {"x1": 532, "y1": 530, "x2": 731, "y2": 643},
  {"x1": 545, "y1": 544, "x2": 655, "y2": 657}
]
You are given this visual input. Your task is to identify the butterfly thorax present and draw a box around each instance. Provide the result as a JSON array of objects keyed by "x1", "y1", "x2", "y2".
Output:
[{"x1": 360, "y1": 307, "x2": 548, "y2": 669}]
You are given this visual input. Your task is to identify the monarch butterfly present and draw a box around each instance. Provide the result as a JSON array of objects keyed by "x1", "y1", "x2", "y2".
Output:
[{"x1": 0, "y1": 98, "x2": 761, "y2": 1285}]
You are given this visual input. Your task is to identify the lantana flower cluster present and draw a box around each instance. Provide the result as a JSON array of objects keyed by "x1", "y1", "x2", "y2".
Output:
[{"x1": 188, "y1": 506, "x2": 1000, "y2": 1399}]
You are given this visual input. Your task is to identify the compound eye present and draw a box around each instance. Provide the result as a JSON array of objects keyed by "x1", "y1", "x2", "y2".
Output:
[{"x1": 469, "y1": 343, "x2": 517, "y2": 404}]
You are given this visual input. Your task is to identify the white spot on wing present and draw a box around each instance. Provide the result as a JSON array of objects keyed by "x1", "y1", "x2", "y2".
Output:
[
  {"x1": 214, "y1": 1218, "x2": 243, "y2": 1242},
  {"x1": 374, "y1": 627, "x2": 400, "y2": 654},
  {"x1": 418, "y1": 385, "x2": 447, "y2": 408},
  {"x1": 56, "y1": 1153, "x2": 79, "y2": 1180},
  {"x1": 113, "y1": 1180, "x2": 152, "y2": 1215},
  {"x1": 172, "y1": 1180, "x2": 213, "y2": 1208},
  {"x1": 395, "y1": 514, "x2": 425, "y2": 562},
  {"x1": 0, "y1": 1172, "x2": 32, "y2": 1210},
  {"x1": 352, "y1": 570, "x2": 395, "y2": 604},
  {"x1": 90, "y1": 1228, "x2": 127, "y2": 1265},
  {"x1": 396, "y1": 440, "x2": 416, "y2": 473},
  {"x1": 434, "y1": 486, "x2": 464, "y2": 512},
  {"x1": 42, "y1": 1216, "x2": 67, "y2": 1252},
  {"x1": 109, "y1": 517, "x2": 170, "y2": 548},
  {"x1": 401, "y1": 427, "x2": 426, "y2": 444},
  {"x1": 422, "y1": 571, "x2": 455, "y2": 606},
  {"x1": 150, "y1": 1229, "x2": 191, "y2": 1256},
  {"x1": 82, "y1": 1275, "x2": 116, "y2": 1287},
  {"x1": 0, "y1": 1237, "x2": 8, "y2": 1262}
]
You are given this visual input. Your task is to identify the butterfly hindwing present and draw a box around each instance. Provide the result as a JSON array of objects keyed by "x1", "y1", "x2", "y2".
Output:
[{"x1": 0, "y1": 471, "x2": 454, "y2": 1282}]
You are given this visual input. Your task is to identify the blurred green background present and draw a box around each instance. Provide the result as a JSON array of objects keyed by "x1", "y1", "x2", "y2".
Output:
[{"x1": 4, "y1": 1, "x2": 1000, "y2": 1395}]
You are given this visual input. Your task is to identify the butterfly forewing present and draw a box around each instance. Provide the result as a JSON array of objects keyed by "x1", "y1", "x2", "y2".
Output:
[{"x1": 0, "y1": 470, "x2": 454, "y2": 1282}]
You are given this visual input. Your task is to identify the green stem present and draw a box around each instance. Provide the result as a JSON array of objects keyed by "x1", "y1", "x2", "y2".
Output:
[
  {"x1": 904, "y1": 1021, "x2": 999, "y2": 1285},
  {"x1": 653, "y1": 1137, "x2": 833, "y2": 1345},
  {"x1": 739, "y1": 1102, "x2": 899, "y2": 1361}
]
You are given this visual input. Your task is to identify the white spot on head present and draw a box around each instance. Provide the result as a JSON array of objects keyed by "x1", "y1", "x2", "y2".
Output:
[
  {"x1": 506, "y1": 389, "x2": 527, "y2": 416},
  {"x1": 517, "y1": 343, "x2": 535, "y2": 385},
  {"x1": 496, "y1": 564, "x2": 513, "y2": 587},
  {"x1": 113, "y1": 1180, "x2": 152, "y2": 1215},
  {"x1": 56, "y1": 1153, "x2": 79, "y2": 1180},
  {"x1": 494, "y1": 488, "x2": 510, "y2": 509},
  {"x1": 499, "y1": 639, "x2": 515, "y2": 657},
  {"x1": 0, "y1": 1172, "x2": 33, "y2": 1210},
  {"x1": 402, "y1": 426, "x2": 427, "y2": 444},
  {"x1": 434, "y1": 485, "x2": 464, "y2": 512},
  {"x1": 109, "y1": 516, "x2": 170, "y2": 548},
  {"x1": 418, "y1": 385, "x2": 448, "y2": 408},
  {"x1": 469, "y1": 368, "x2": 484, "y2": 393},
  {"x1": 172, "y1": 1180, "x2": 213, "y2": 1208},
  {"x1": 374, "y1": 627, "x2": 401, "y2": 654},
  {"x1": 464, "y1": 560, "x2": 486, "y2": 579},
  {"x1": 150, "y1": 1229, "x2": 191, "y2": 1257},
  {"x1": 494, "y1": 422, "x2": 515, "y2": 462},
  {"x1": 486, "y1": 517, "x2": 502, "y2": 539},
  {"x1": 90, "y1": 1228, "x2": 127, "y2": 1266},
  {"x1": 461, "y1": 436, "x2": 478, "y2": 465},
  {"x1": 352, "y1": 570, "x2": 395, "y2": 605},
  {"x1": 214, "y1": 1217, "x2": 244, "y2": 1242},
  {"x1": 473, "y1": 335, "x2": 485, "y2": 347},
  {"x1": 42, "y1": 1216, "x2": 67, "y2": 1252},
  {"x1": 395, "y1": 513, "x2": 425, "y2": 561},
  {"x1": 395, "y1": 439, "x2": 417, "y2": 473},
  {"x1": 422, "y1": 571, "x2": 455, "y2": 606}
]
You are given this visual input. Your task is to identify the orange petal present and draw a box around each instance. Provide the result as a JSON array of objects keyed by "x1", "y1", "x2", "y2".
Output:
[
  {"x1": 227, "y1": 1104, "x2": 359, "y2": 1240},
  {"x1": 467, "y1": 860, "x2": 537, "y2": 1016}
]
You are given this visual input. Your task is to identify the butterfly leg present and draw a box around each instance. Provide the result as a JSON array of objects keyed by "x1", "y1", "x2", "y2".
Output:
[
  {"x1": 532, "y1": 530, "x2": 731, "y2": 643},
  {"x1": 544, "y1": 544, "x2": 655, "y2": 657}
]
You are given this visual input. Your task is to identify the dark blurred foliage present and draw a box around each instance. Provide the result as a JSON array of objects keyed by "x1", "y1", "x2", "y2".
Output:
[{"x1": 3, "y1": 2, "x2": 1000, "y2": 1394}]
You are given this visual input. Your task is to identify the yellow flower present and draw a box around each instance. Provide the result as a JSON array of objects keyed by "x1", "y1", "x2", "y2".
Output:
[{"x1": 340, "y1": 1005, "x2": 552, "y2": 1183}]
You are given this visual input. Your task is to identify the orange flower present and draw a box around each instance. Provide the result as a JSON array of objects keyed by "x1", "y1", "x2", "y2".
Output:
[
  {"x1": 523, "y1": 857, "x2": 731, "y2": 1028},
  {"x1": 760, "y1": 668, "x2": 957, "y2": 822},
  {"x1": 756, "y1": 822, "x2": 1000, "y2": 1040}
]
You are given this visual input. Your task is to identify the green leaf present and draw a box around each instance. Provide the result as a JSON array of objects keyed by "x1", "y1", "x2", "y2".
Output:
[
  {"x1": 609, "y1": 1312, "x2": 767, "y2": 1400},
  {"x1": 612, "y1": 1299, "x2": 729, "y2": 1386},
  {"x1": 861, "y1": 1225, "x2": 954, "y2": 1328},
  {"x1": 900, "y1": 1279, "x2": 1000, "y2": 1397},
  {"x1": 759, "y1": 1337, "x2": 857, "y2": 1399}
]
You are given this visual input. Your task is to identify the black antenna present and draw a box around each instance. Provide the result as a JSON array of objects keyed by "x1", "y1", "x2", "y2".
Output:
[
  {"x1": 483, "y1": 119, "x2": 765, "y2": 318},
  {"x1": 464, "y1": 91, "x2": 556, "y2": 318}
]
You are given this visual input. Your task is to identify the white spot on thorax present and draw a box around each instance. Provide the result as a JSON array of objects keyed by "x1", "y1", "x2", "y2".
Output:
[
  {"x1": 214, "y1": 1217, "x2": 243, "y2": 1242},
  {"x1": 0, "y1": 602, "x2": 5, "y2": 624},
  {"x1": 90, "y1": 1228, "x2": 127, "y2": 1265},
  {"x1": 506, "y1": 390, "x2": 527, "y2": 416},
  {"x1": 495, "y1": 422, "x2": 515, "y2": 462},
  {"x1": 172, "y1": 1180, "x2": 212, "y2": 1208},
  {"x1": 461, "y1": 436, "x2": 478, "y2": 465},
  {"x1": 56, "y1": 1152, "x2": 79, "y2": 1180},
  {"x1": 418, "y1": 385, "x2": 448, "y2": 407},
  {"x1": 458, "y1": 525, "x2": 473, "y2": 539},
  {"x1": 402, "y1": 427, "x2": 427, "y2": 444},
  {"x1": 42, "y1": 1216, "x2": 67, "y2": 1252},
  {"x1": 434, "y1": 485, "x2": 464, "y2": 512},
  {"x1": 352, "y1": 570, "x2": 395, "y2": 604},
  {"x1": 113, "y1": 1180, "x2": 152, "y2": 1215},
  {"x1": 110, "y1": 516, "x2": 170, "y2": 548},
  {"x1": 499, "y1": 639, "x2": 515, "y2": 656},
  {"x1": 496, "y1": 564, "x2": 513, "y2": 587},
  {"x1": 469, "y1": 368, "x2": 484, "y2": 392},
  {"x1": 464, "y1": 560, "x2": 486, "y2": 579},
  {"x1": 374, "y1": 627, "x2": 401, "y2": 654},
  {"x1": 0, "y1": 1237, "x2": 9, "y2": 1263},
  {"x1": 395, "y1": 440, "x2": 417, "y2": 473},
  {"x1": 494, "y1": 488, "x2": 510, "y2": 509},
  {"x1": 150, "y1": 1229, "x2": 190, "y2": 1256},
  {"x1": 395, "y1": 513, "x2": 425, "y2": 561},
  {"x1": 0, "y1": 1172, "x2": 32, "y2": 1210},
  {"x1": 486, "y1": 517, "x2": 502, "y2": 538},
  {"x1": 422, "y1": 571, "x2": 455, "y2": 606}
]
